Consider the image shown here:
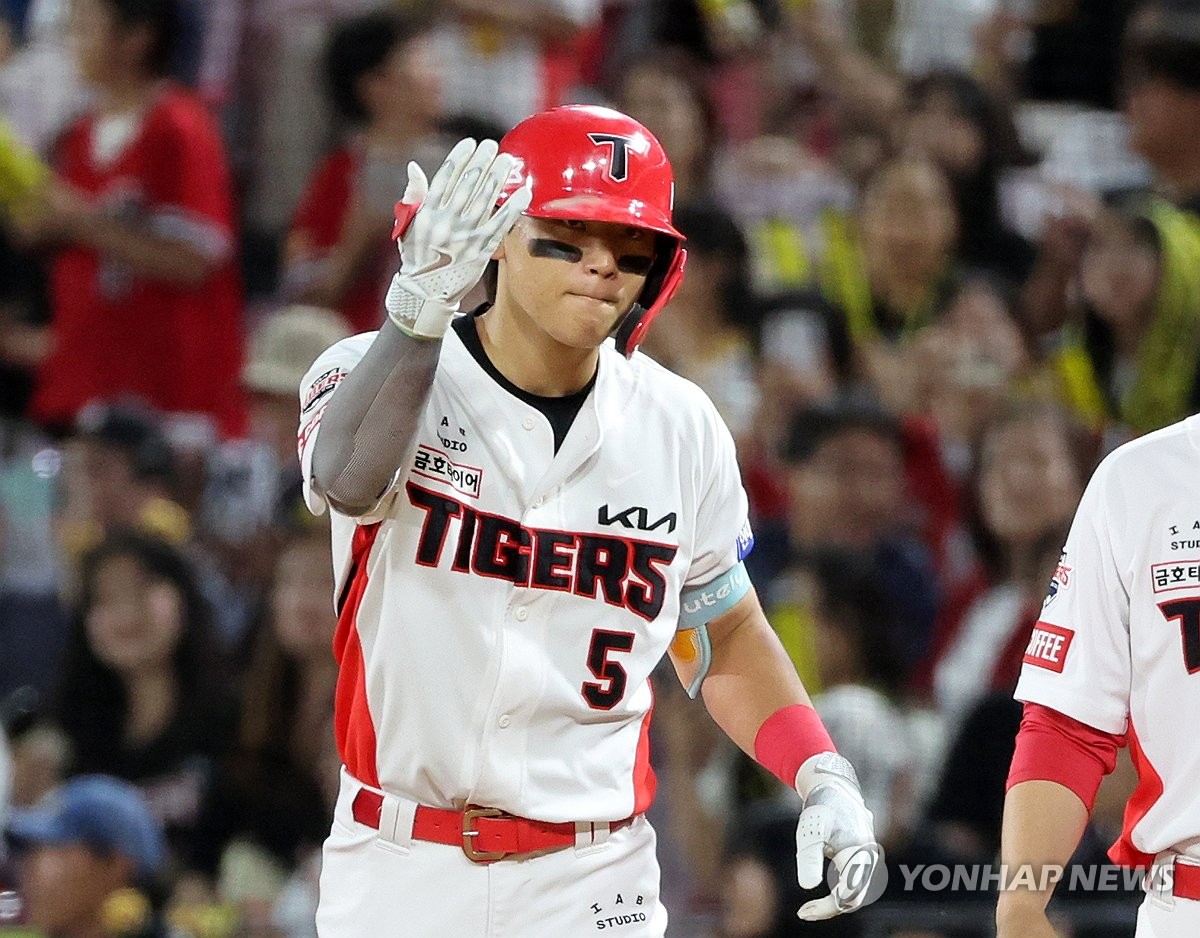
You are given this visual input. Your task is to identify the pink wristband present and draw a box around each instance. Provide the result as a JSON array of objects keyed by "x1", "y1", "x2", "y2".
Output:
[{"x1": 753, "y1": 704, "x2": 836, "y2": 788}]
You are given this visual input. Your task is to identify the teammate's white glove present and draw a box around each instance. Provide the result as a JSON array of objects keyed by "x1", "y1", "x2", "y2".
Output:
[
  {"x1": 794, "y1": 752, "x2": 883, "y2": 921},
  {"x1": 385, "y1": 138, "x2": 531, "y2": 339}
]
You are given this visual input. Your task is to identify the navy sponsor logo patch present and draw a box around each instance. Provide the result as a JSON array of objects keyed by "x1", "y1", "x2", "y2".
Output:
[
  {"x1": 736, "y1": 519, "x2": 755, "y2": 561},
  {"x1": 1043, "y1": 553, "x2": 1071, "y2": 608}
]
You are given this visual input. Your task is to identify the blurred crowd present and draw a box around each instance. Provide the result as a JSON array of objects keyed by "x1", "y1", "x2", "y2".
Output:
[{"x1": 1, "y1": 0, "x2": 1198, "y2": 935}]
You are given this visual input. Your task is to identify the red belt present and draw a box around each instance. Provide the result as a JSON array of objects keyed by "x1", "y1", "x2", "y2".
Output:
[
  {"x1": 351, "y1": 788, "x2": 635, "y2": 863},
  {"x1": 1174, "y1": 862, "x2": 1200, "y2": 900}
]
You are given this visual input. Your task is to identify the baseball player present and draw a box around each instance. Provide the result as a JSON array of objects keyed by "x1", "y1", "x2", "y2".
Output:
[
  {"x1": 298, "y1": 105, "x2": 880, "y2": 937},
  {"x1": 999, "y1": 415, "x2": 1200, "y2": 937}
]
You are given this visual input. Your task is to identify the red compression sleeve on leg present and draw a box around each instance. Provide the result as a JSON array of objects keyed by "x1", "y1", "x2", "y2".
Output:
[
  {"x1": 1006, "y1": 702, "x2": 1124, "y2": 811},
  {"x1": 753, "y1": 704, "x2": 837, "y2": 788}
]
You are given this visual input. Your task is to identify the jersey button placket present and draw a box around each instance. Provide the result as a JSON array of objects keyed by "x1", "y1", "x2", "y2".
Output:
[
  {"x1": 514, "y1": 606, "x2": 529, "y2": 622},
  {"x1": 521, "y1": 416, "x2": 536, "y2": 431}
]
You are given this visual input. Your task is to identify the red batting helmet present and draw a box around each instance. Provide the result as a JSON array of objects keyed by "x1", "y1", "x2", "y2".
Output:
[{"x1": 497, "y1": 105, "x2": 687, "y2": 358}]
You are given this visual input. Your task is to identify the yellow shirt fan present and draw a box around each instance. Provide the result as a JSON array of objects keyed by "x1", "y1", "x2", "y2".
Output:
[{"x1": 0, "y1": 118, "x2": 51, "y2": 221}]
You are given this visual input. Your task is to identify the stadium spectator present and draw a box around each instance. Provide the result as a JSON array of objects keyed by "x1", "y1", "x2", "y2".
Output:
[
  {"x1": 201, "y1": 305, "x2": 351, "y2": 550},
  {"x1": 923, "y1": 403, "x2": 1093, "y2": 732},
  {"x1": 10, "y1": 0, "x2": 245, "y2": 439},
  {"x1": 777, "y1": 400, "x2": 939, "y2": 681},
  {"x1": 283, "y1": 9, "x2": 446, "y2": 334},
  {"x1": 194, "y1": 527, "x2": 338, "y2": 880},
  {"x1": 5, "y1": 774, "x2": 171, "y2": 938},
  {"x1": 614, "y1": 47, "x2": 719, "y2": 203},
  {"x1": 783, "y1": 6, "x2": 1035, "y2": 277},
  {"x1": 1029, "y1": 191, "x2": 1200, "y2": 445},
  {"x1": 639, "y1": 202, "x2": 760, "y2": 440},
  {"x1": 902, "y1": 70, "x2": 1035, "y2": 284},
  {"x1": 833, "y1": 158, "x2": 963, "y2": 403},
  {"x1": 56, "y1": 402, "x2": 185, "y2": 558},
  {"x1": 1018, "y1": 0, "x2": 1200, "y2": 442},
  {"x1": 427, "y1": 0, "x2": 602, "y2": 131},
  {"x1": 46, "y1": 532, "x2": 234, "y2": 872}
]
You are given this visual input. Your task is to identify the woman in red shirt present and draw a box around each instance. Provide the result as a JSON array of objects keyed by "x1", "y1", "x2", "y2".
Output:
[
  {"x1": 284, "y1": 9, "x2": 446, "y2": 334},
  {"x1": 14, "y1": 0, "x2": 245, "y2": 438}
]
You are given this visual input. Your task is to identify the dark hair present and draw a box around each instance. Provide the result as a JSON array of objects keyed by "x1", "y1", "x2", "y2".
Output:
[
  {"x1": 779, "y1": 399, "x2": 904, "y2": 466},
  {"x1": 325, "y1": 8, "x2": 435, "y2": 123},
  {"x1": 905, "y1": 70, "x2": 1032, "y2": 277},
  {"x1": 671, "y1": 201, "x2": 751, "y2": 324},
  {"x1": 237, "y1": 531, "x2": 329, "y2": 758},
  {"x1": 613, "y1": 46, "x2": 720, "y2": 191},
  {"x1": 1124, "y1": 2, "x2": 1200, "y2": 91},
  {"x1": 100, "y1": 0, "x2": 181, "y2": 77},
  {"x1": 439, "y1": 113, "x2": 509, "y2": 142},
  {"x1": 76, "y1": 400, "x2": 175, "y2": 484},
  {"x1": 963, "y1": 402, "x2": 1098, "y2": 580},
  {"x1": 193, "y1": 530, "x2": 334, "y2": 869},
  {"x1": 54, "y1": 532, "x2": 225, "y2": 774},
  {"x1": 805, "y1": 548, "x2": 906, "y2": 695}
]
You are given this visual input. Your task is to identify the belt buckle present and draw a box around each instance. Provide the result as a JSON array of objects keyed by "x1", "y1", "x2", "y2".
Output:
[{"x1": 462, "y1": 806, "x2": 507, "y2": 863}]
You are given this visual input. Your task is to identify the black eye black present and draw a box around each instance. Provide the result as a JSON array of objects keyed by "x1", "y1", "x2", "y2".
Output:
[
  {"x1": 528, "y1": 238, "x2": 584, "y2": 262},
  {"x1": 617, "y1": 255, "x2": 654, "y2": 275}
]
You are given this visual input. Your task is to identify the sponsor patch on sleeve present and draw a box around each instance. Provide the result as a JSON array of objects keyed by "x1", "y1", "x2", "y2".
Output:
[
  {"x1": 736, "y1": 518, "x2": 754, "y2": 561},
  {"x1": 301, "y1": 368, "x2": 348, "y2": 414},
  {"x1": 1042, "y1": 552, "x2": 1071, "y2": 608},
  {"x1": 1023, "y1": 622, "x2": 1075, "y2": 673},
  {"x1": 297, "y1": 405, "x2": 326, "y2": 461}
]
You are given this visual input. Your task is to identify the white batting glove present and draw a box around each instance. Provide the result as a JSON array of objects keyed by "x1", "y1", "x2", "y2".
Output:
[
  {"x1": 794, "y1": 752, "x2": 883, "y2": 921},
  {"x1": 385, "y1": 138, "x2": 531, "y2": 339}
]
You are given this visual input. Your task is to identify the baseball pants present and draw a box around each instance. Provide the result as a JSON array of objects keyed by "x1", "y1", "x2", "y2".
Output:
[
  {"x1": 1136, "y1": 894, "x2": 1200, "y2": 936},
  {"x1": 1136, "y1": 858, "x2": 1200, "y2": 938},
  {"x1": 316, "y1": 769, "x2": 668, "y2": 938}
]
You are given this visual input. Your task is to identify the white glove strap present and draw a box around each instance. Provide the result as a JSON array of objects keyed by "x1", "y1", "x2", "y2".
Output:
[
  {"x1": 385, "y1": 273, "x2": 457, "y2": 340},
  {"x1": 794, "y1": 751, "x2": 861, "y2": 802}
]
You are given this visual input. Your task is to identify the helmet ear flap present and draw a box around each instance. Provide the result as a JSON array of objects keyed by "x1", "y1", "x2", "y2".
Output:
[{"x1": 614, "y1": 245, "x2": 687, "y2": 358}]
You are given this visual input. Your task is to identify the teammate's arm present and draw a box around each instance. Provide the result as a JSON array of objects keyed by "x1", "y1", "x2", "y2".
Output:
[
  {"x1": 682, "y1": 586, "x2": 881, "y2": 921},
  {"x1": 308, "y1": 138, "x2": 530, "y2": 516},
  {"x1": 996, "y1": 781, "x2": 1087, "y2": 938},
  {"x1": 996, "y1": 702, "x2": 1124, "y2": 937}
]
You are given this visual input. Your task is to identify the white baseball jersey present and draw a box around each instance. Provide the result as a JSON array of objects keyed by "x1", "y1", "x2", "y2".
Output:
[
  {"x1": 1015, "y1": 414, "x2": 1200, "y2": 866},
  {"x1": 298, "y1": 325, "x2": 750, "y2": 824}
]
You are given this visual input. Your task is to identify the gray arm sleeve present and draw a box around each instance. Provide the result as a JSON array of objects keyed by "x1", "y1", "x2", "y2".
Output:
[{"x1": 310, "y1": 319, "x2": 442, "y2": 516}]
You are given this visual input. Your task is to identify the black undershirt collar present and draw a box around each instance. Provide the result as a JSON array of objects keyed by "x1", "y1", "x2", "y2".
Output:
[{"x1": 452, "y1": 306, "x2": 597, "y2": 454}]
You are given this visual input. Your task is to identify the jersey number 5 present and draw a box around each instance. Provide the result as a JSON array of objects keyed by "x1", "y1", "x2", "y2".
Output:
[
  {"x1": 1158, "y1": 598, "x2": 1200, "y2": 674},
  {"x1": 583, "y1": 629, "x2": 635, "y2": 710}
]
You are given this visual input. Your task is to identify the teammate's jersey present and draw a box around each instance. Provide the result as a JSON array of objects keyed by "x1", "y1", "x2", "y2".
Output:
[
  {"x1": 1015, "y1": 414, "x2": 1200, "y2": 865},
  {"x1": 298, "y1": 325, "x2": 750, "y2": 823},
  {"x1": 35, "y1": 85, "x2": 244, "y2": 437}
]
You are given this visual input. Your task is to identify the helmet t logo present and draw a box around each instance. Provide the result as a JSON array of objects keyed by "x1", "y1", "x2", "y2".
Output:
[{"x1": 587, "y1": 132, "x2": 639, "y2": 182}]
